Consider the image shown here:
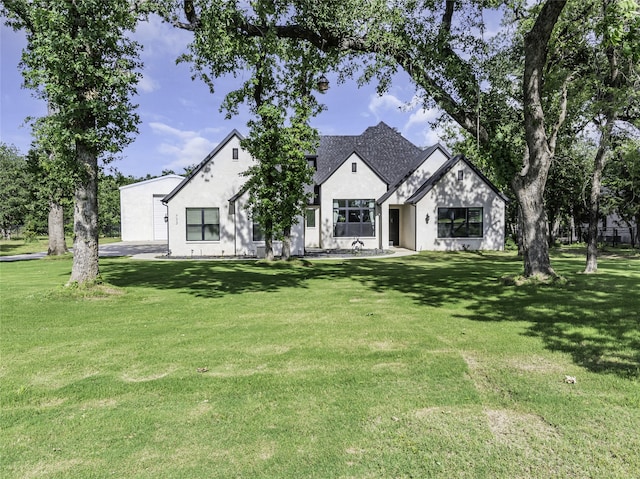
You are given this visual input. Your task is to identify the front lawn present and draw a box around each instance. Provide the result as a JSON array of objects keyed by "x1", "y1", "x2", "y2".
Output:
[
  {"x1": 0, "y1": 236, "x2": 121, "y2": 256},
  {"x1": 1, "y1": 252, "x2": 638, "y2": 478}
]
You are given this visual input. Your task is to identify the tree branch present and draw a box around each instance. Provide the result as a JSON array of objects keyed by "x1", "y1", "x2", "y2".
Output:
[{"x1": 548, "y1": 72, "x2": 574, "y2": 156}]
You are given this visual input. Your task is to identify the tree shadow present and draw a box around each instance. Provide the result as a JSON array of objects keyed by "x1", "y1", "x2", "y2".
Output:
[{"x1": 102, "y1": 252, "x2": 639, "y2": 378}]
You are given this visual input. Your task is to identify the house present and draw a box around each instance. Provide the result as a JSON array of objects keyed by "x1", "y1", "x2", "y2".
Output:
[
  {"x1": 119, "y1": 175, "x2": 184, "y2": 241},
  {"x1": 162, "y1": 122, "x2": 507, "y2": 257}
]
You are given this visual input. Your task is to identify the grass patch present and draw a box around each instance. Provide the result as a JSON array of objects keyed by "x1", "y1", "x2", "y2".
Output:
[
  {"x1": 1, "y1": 251, "x2": 639, "y2": 478},
  {"x1": 0, "y1": 236, "x2": 121, "y2": 256}
]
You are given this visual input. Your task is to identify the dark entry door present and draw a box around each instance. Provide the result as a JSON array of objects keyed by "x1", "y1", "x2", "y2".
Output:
[{"x1": 389, "y1": 209, "x2": 400, "y2": 246}]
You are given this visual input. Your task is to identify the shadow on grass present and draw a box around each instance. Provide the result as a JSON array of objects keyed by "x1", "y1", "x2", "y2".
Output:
[{"x1": 102, "y1": 252, "x2": 640, "y2": 378}]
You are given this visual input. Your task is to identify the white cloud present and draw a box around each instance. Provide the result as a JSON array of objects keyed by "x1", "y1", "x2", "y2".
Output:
[
  {"x1": 138, "y1": 72, "x2": 160, "y2": 93},
  {"x1": 133, "y1": 15, "x2": 192, "y2": 58},
  {"x1": 149, "y1": 122, "x2": 218, "y2": 171},
  {"x1": 368, "y1": 93, "x2": 405, "y2": 117},
  {"x1": 403, "y1": 107, "x2": 446, "y2": 147}
]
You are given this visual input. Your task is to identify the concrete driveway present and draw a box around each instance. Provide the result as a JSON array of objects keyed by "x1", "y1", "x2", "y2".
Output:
[{"x1": 0, "y1": 241, "x2": 168, "y2": 262}]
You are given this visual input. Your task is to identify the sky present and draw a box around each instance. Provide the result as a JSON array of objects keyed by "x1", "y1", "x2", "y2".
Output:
[{"x1": 1, "y1": 14, "x2": 461, "y2": 179}]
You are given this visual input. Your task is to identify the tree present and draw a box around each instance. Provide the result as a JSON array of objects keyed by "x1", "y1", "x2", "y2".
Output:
[
  {"x1": 173, "y1": 1, "x2": 327, "y2": 260},
  {"x1": 582, "y1": 0, "x2": 640, "y2": 272},
  {"x1": 2, "y1": 0, "x2": 144, "y2": 283},
  {"x1": 0, "y1": 143, "x2": 31, "y2": 238},
  {"x1": 98, "y1": 169, "x2": 138, "y2": 237},
  {"x1": 602, "y1": 137, "x2": 640, "y2": 247},
  {"x1": 169, "y1": 0, "x2": 574, "y2": 276}
]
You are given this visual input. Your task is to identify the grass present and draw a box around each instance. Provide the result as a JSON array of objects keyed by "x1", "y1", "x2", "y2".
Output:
[
  {"x1": 1, "y1": 251, "x2": 639, "y2": 478},
  {"x1": 0, "y1": 236, "x2": 121, "y2": 256}
]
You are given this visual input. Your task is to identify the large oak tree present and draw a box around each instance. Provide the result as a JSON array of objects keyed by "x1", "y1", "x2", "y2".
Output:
[{"x1": 2, "y1": 0, "x2": 144, "y2": 283}]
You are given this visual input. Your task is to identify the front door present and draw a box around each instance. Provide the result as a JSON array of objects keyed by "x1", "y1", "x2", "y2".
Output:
[{"x1": 389, "y1": 209, "x2": 400, "y2": 246}]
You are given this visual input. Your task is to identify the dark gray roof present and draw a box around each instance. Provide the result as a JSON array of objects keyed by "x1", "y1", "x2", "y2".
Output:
[{"x1": 314, "y1": 122, "x2": 426, "y2": 186}]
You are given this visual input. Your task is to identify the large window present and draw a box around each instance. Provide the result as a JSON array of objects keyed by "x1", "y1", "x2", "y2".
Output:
[
  {"x1": 437, "y1": 207, "x2": 483, "y2": 238},
  {"x1": 186, "y1": 208, "x2": 220, "y2": 241},
  {"x1": 333, "y1": 199, "x2": 375, "y2": 237}
]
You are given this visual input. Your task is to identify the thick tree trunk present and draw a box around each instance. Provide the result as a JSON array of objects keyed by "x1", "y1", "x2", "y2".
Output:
[
  {"x1": 69, "y1": 142, "x2": 100, "y2": 283},
  {"x1": 513, "y1": 175, "x2": 555, "y2": 277},
  {"x1": 516, "y1": 0, "x2": 566, "y2": 278},
  {"x1": 47, "y1": 199, "x2": 67, "y2": 255},
  {"x1": 281, "y1": 225, "x2": 291, "y2": 260}
]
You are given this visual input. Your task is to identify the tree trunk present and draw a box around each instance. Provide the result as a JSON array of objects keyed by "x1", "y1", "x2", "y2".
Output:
[
  {"x1": 69, "y1": 142, "x2": 100, "y2": 284},
  {"x1": 516, "y1": 0, "x2": 566, "y2": 278},
  {"x1": 513, "y1": 175, "x2": 555, "y2": 277},
  {"x1": 264, "y1": 217, "x2": 274, "y2": 261},
  {"x1": 584, "y1": 136, "x2": 610, "y2": 273},
  {"x1": 47, "y1": 199, "x2": 67, "y2": 255},
  {"x1": 281, "y1": 225, "x2": 291, "y2": 260}
]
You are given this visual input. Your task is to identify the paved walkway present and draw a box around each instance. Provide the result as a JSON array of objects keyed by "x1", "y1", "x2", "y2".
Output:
[{"x1": 1, "y1": 241, "x2": 417, "y2": 262}]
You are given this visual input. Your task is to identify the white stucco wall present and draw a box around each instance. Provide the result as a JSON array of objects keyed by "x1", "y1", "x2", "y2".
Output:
[
  {"x1": 319, "y1": 153, "x2": 387, "y2": 249},
  {"x1": 385, "y1": 148, "x2": 450, "y2": 204},
  {"x1": 232, "y1": 191, "x2": 305, "y2": 257},
  {"x1": 166, "y1": 135, "x2": 252, "y2": 257},
  {"x1": 414, "y1": 159, "x2": 506, "y2": 251},
  {"x1": 165, "y1": 135, "x2": 305, "y2": 257},
  {"x1": 119, "y1": 175, "x2": 184, "y2": 241}
]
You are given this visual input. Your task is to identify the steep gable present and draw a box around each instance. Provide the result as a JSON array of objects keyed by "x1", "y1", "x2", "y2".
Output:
[
  {"x1": 406, "y1": 154, "x2": 508, "y2": 204},
  {"x1": 314, "y1": 122, "x2": 424, "y2": 186},
  {"x1": 163, "y1": 129, "x2": 245, "y2": 204}
]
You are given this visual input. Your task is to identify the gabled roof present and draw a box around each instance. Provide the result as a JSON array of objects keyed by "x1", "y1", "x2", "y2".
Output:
[
  {"x1": 376, "y1": 143, "x2": 451, "y2": 204},
  {"x1": 118, "y1": 174, "x2": 184, "y2": 191},
  {"x1": 163, "y1": 129, "x2": 244, "y2": 204},
  {"x1": 405, "y1": 154, "x2": 509, "y2": 204},
  {"x1": 314, "y1": 122, "x2": 425, "y2": 186}
]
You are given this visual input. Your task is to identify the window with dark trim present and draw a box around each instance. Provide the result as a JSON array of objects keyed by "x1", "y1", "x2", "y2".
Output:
[
  {"x1": 252, "y1": 222, "x2": 265, "y2": 241},
  {"x1": 437, "y1": 207, "x2": 483, "y2": 238},
  {"x1": 352, "y1": 162, "x2": 357, "y2": 172},
  {"x1": 232, "y1": 148, "x2": 239, "y2": 160},
  {"x1": 186, "y1": 208, "x2": 220, "y2": 241},
  {"x1": 305, "y1": 209, "x2": 316, "y2": 228},
  {"x1": 333, "y1": 199, "x2": 375, "y2": 237},
  {"x1": 457, "y1": 170, "x2": 464, "y2": 181}
]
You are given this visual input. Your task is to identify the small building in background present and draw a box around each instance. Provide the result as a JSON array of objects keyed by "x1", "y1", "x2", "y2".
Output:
[{"x1": 119, "y1": 175, "x2": 184, "y2": 242}]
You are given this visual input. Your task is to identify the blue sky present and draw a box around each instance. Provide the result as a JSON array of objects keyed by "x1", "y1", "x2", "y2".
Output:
[{"x1": 1, "y1": 14, "x2": 455, "y2": 178}]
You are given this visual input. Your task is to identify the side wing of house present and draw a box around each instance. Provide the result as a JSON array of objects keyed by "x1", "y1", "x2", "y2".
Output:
[
  {"x1": 317, "y1": 151, "x2": 388, "y2": 250},
  {"x1": 119, "y1": 175, "x2": 184, "y2": 241},
  {"x1": 164, "y1": 131, "x2": 252, "y2": 257},
  {"x1": 409, "y1": 156, "x2": 506, "y2": 251},
  {"x1": 378, "y1": 146, "x2": 451, "y2": 250}
]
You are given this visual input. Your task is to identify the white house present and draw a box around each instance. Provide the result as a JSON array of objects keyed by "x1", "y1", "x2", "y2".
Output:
[
  {"x1": 119, "y1": 175, "x2": 184, "y2": 241},
  {"x1": 162, "y1": 122, "x2": 507, "y2": 257}
]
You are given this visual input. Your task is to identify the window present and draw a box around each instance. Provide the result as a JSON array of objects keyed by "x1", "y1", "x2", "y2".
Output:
[
  {"x1": 457, "y1": 170, "x2": 464, "y2": 181},
  {"x1": 352, "y1": 162, "x2": 357, "y2": 172},
  {"x1": 186, "y1": 208, "x2": 220, "y2": 241},
  {"x1": 333, "y1": 199, "x2": 375, "y2": 237},
  {"x1": 305, "y1": 209, "x2": 316, "y2": 228},
  {"x1": 252, "y1": 221, "x2": 265, "y2": 242},
  {"x1": 437, "y1": 207, "x2": 483, "y2": 238},
  {"x1": 232, "y1": 148, "x2": 239, "y2": 160}
]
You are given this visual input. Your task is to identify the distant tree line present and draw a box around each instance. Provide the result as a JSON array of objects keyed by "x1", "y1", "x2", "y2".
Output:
[{"x1": 0, "y1": 141, "x2": 191, "y2": 240}]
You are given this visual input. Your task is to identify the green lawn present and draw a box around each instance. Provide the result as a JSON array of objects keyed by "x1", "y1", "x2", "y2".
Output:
[
  {"x1": 0, "y1": 237, "x2": 121, "y2": 256},
  {"x1": 1, "y1": 252, "x2": 639, "y2": 478}
]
